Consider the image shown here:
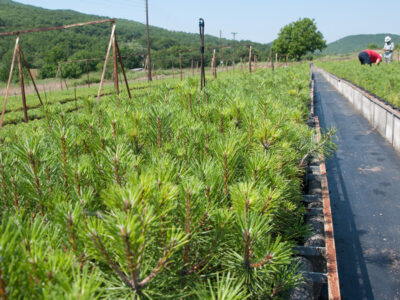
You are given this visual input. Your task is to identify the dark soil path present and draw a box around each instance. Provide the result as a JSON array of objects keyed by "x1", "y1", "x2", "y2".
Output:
[{"x1": 313, "y1": 71, "x2": 400, "y2": 300}]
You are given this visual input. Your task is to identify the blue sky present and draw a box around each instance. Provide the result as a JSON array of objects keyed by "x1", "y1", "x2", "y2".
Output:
[{"x1": 14, "y1": 0, "x2": 400, "y2": 43}]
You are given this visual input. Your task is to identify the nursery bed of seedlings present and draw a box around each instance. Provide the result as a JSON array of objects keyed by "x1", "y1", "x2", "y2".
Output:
[
  {"x1": 0, "y1": 79, "x2": 168, "y2": 126},
  {"x1": 315, "y1": 60, "x2": 400, "y2": 109},
  {"x1": 0, "y1": 65, "x2": 330, "y2": 299}
]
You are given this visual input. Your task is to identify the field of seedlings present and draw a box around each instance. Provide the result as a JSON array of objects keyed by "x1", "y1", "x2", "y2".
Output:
[
  {"x1": 316, "y1": 60, "x2": 400, "y2": 109},
  {"x1": 0, "y1": 65, "x2": 327, "y2": 299}
]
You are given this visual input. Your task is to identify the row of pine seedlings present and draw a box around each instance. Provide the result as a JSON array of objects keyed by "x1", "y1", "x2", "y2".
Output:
[{"x1": 0, "y1": 64, "x2": 329, "y2": 299}]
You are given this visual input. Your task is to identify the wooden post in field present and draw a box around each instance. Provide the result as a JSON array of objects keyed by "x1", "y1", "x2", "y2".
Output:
[
  {"x1": 20, "y1": 47, "x2": 43, "y2": 106},
  {"x1": 191, "y1": 59, "x2": 194, "y2": 76},
  {"x1": 271, "y1": 50, "x2": 275, "y2": 72},
  {"x1": 0, "y1": 36, "x2": 19, "y2": 128},
  {"x1": 248, "y1": 46, "x2": 252, "y2": 73},
  {"x1": 112, "y1": 29, "x2": 119, "y2": 96},
  {"x1": 212, "y1": 48, "x2": 217, "y2": 79},
  {"x1": 254, "y1": 54, "x2": 257, "y2": 70},
  {"x1": 58, "y1": 64, "x2": 63, "y2": 90},
  {"x1": 86, "y1": 60, "x2": 90, "y2": 87},
  {"x1": 179, "y1": 52, "x2": 183, "y2": 81},
  {"x1": 114, "y1": 39, "x2": 132, "y2": 99},
  {"x1": 17, "y1": 44, "x2": 28, "y2": 123},
  {"x1": 74, "y1": 87, "x2": 77, "y2": 109},
  {"x1": 275, "y1": 52, "x2": 278, "y2": 63},
  {"x1": 97, "y1": 22, "x2": 116, "y2": 102}
]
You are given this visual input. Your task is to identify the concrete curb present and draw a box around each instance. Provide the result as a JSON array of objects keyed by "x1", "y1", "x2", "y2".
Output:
[
  {"x1": 289, "y1": 68, "x2": 341, "y2": 300},
  {"x1": 314, "y1": 66, "x2": 400, "y2": 153}
]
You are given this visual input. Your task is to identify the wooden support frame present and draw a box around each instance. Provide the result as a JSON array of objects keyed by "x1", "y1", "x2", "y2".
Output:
[
  {"x1": 0, "y1": 19, "x2": 119, "y2": 127},
  {"x1": 96, "y1": 22, "x2": 132, "y2": 102},
  {"x1": 97, "y1": 23, "x2": 116, "y2": 102},
  {"x1": 0, "y1": 36, "x2": 19, "y2": 127}
]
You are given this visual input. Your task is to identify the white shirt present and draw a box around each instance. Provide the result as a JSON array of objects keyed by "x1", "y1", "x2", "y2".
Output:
[{"x1": 384, "y1": 42, "x2": 394, "y2": 53}]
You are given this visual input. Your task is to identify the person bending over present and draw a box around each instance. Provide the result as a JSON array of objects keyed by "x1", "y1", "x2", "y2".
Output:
[{"x1": 358, "y1": 49, "x2": 382, "y2": 66}]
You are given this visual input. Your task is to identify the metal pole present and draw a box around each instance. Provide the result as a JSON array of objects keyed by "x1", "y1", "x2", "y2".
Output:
[
  {"x1": 199, "y1": 18, "x2": 205, "y2": 90},
  {"x1": 17, "y1": 44, "x2": 28, "y2": 123},
  {"x1": 0, "y1": 36, "x2": 19, "y2": 128},
  {"x1": 145, "y1": 0, "x2": 152, "y2": 81}
]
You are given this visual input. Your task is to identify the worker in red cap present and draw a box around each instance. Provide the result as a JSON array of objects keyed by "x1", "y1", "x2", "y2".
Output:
[{"x1": 358, "y1": 49, "x2": 382, "y2": 66}]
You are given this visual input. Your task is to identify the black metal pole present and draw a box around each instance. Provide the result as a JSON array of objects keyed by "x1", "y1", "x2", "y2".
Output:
[{"x1": 199, "y1": 18, "x2": 205, "y2": 90}]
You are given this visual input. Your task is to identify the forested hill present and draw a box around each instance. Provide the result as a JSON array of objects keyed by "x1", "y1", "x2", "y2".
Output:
[
  {"x1": 324, "y1": 34, "x2": 400, "y2": 55},
  {"x1": 0, "y1": 0, "x2": 270, "y2": 80}
]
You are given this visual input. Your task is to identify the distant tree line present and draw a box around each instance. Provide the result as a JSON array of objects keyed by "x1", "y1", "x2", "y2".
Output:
[{"x1": 0, "y1": 0, "x2": 270, "y2": 81}]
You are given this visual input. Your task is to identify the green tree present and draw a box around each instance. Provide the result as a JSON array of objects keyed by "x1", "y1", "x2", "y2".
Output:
[
  {"x1": 273, "y1": 18, "x2": 326, "y2": 60},
  {"x1": 367, "y1": 43, "x2": 379, "y2": 49}
]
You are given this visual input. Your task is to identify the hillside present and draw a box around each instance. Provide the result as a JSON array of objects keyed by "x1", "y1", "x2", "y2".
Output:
[
  {"x1": 0, "y1": 0, "x2": 270, "y2": 80},
  {"x1": 324, "y1": 34, "x2": 400, "y2": 55}
]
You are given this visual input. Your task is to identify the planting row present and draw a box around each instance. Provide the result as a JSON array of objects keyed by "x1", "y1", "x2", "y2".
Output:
[
  {"x1": 316, "y1": 60, "x2": 400, "y2": 109},
  {"x1": 0, "y1": 65, "x2": 329, "y2": 299}
]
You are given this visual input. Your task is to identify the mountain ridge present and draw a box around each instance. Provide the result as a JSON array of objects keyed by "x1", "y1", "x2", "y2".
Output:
[{"x1": 325, "y1": 33, "x2": 400, "y2": 55}]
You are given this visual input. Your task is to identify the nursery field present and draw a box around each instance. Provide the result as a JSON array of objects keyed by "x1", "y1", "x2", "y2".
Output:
[
  {"x1": 316, "y1": 60, "x2": 400, "y2": 109},
  {"x1": 0, "y1": 65, "x2": 326, "y2": 299}
]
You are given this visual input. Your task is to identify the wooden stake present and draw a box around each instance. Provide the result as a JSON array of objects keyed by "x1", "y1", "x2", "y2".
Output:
[
  {"x1": 112, "y1": 29, "x2": 119, "y2": 96},
  {"x1": 86, "y1": 60, "x2": 90, "y2": 88},
  {"x1": 212, "y1": 49, "x2": 217, "y2": 79},
  {"x1": 179, "y1": 52, "x2": 183, "y2": 81},
  {"x1": 58, "y1": 64, "x2": 63, "y2": 90},
  {"x1": 17, "y1": 44, "x2": 28, "y2": 123},
  {"x1": 97, "y1": 23, "x2": 116, "y2": 103},
  {"x1": 0, "y1": 36, "x2": 19, "y2": 128},
  {"x1": 114, "y1": 39, "x2": 132, "y2": 99},
  {"x1": 20, "y1": 47, "x2": 43, "y2": 106},
  {"x1": 271, "y1": 50, "x2": 275, "y2": 72},
  {"x1": 248, "y1": 46, "x2": 252, "y2": 73},
  {"x1": 191, "y1": 59, "x2": 194, "y2": 76}
]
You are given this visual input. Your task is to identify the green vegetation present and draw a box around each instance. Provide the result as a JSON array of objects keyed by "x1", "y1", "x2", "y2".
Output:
[
  {"x1": 0, "y1": 0, "x2": 270, "y2": 81},
  {"x1": 366, "y1": 43, "x2": 379, "y2": 50},
  {"x1": 272, "y1": 18, "x2": 326, "y2": 60},
  {"x1": 316, "y1": 60, "x2": 400, "y2": 108},
  {"x1": 0, "y1": 65, "x2": 329, "y2": 298},
  {"x1": 324, "y1": 34, "x2": 400, "y2": 55}
]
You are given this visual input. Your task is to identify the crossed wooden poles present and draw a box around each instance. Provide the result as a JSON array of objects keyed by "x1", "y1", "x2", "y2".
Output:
[{"x1": 0, "y1": 19, "x2": 131, "y2": 128}]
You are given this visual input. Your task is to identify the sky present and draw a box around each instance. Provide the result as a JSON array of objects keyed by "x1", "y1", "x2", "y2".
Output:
[{"x1": 13, "y1": 0, "x2": 400, "y2": 44}]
